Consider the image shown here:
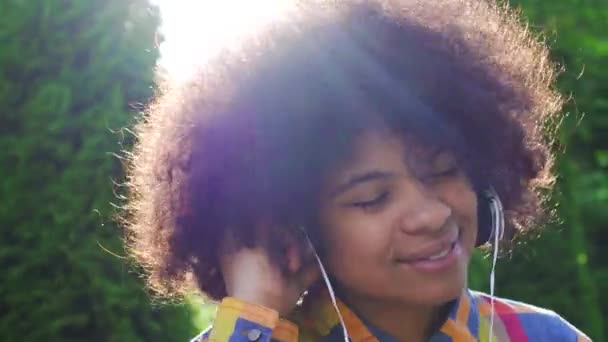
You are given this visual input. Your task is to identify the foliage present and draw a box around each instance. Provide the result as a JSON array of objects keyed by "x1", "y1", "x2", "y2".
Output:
[
  {"x1": 470, "y1": 1, "x2": 607, "y2": 341},
  {"x1": 0, "y1": 1, "x2": 197, "y2": 340}
]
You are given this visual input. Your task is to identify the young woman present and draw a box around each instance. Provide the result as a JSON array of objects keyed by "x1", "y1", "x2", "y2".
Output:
[{"x1": 125, "y1": 0, "x2": 591, "y2": 340}]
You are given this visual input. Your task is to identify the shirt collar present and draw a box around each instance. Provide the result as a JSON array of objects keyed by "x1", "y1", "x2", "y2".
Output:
[{"x1": 293, "y1": 288, "x2": 480, "y2": 341}]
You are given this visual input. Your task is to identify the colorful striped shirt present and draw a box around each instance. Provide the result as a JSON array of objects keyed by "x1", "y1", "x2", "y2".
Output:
[{"x1": 191, "y1": 288, "x2": 590, "y2": 341}]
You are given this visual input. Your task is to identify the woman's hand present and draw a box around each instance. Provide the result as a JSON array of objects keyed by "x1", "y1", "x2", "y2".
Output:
[{"x1": 219, "y1": 227, "x2": 320, "y2": 316}]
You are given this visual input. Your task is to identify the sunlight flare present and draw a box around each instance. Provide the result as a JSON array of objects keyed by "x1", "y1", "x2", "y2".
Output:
[{"x1": 152, "y1": 0, "x2": 293, "y2": 80}]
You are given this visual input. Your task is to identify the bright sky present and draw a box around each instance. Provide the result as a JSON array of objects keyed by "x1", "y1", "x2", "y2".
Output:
[{"x1": 151, "y1": 0, "x2": 293, "y2": 81}]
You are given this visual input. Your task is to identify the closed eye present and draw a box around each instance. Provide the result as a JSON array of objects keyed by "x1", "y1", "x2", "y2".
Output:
[
  {"x1": 350, "y1": 192, "x2": 389, "y2": 209},
  {"x1": 419, "y1": 149, "x2": 462, "y2": 182},
  {"x1": 418, "y1": 165, "x2": 461, "y2": 184},
  {"x1": 432, "y1": 166, "x2": 460, "y2": 178}
]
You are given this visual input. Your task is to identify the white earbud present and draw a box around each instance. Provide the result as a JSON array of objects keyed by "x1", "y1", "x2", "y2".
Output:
[{"x1": 486, "y1": 187, "x2": 504, "y2": 342}]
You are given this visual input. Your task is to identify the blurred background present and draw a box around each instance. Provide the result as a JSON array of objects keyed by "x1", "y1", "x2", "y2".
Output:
[{"x1": 0, "y1": 0, "x2": 606, "y2": 341}]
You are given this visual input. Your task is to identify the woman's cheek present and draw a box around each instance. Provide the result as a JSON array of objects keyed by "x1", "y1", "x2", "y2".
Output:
[{"x1": 325, "y1": 214, "x2": 389, "y2": 265}]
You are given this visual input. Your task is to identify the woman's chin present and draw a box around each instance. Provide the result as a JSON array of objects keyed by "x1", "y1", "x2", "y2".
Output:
[{"x1": 397, "y1": 267, "x2": 468, "y2": 307}]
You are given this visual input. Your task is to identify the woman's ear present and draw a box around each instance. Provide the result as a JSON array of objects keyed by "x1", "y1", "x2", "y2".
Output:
[
  {"x1": 282, "y1": 227, "x2": 317, "y2": 274},
  {"x1": 285, "y1": 241, "x2": 304, "y2": 273},
  {"x1": 476, "y1": 187, "x2": 505, "y2": 247},
  {"x1": 270, "y1": 226, "x2": 303, "y2": 274},
  {"x1": 476, "y1": 190, "x2": 492, "y2": 246}
]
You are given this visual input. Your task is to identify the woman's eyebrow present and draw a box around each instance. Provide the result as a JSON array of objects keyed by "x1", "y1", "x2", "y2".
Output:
[
  {"x1": 406, "y1": 147, "x2": 452, "y2": 168},
  {"x1": 408, "y1": 145, "x2": 444, "y2": 162},
  {"x1": 332, "y1": 170, "x2": 396, "y2": 196}
]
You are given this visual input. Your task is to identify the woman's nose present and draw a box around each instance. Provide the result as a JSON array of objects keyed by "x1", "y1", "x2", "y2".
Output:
[{"x1": 396, "y1": 182, "x2": 452, "y2": 235}]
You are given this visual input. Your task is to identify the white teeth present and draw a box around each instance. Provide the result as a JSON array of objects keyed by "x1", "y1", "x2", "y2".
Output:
[{"x1": 425, "y1": 245, "x2": 452, "y2": 261}]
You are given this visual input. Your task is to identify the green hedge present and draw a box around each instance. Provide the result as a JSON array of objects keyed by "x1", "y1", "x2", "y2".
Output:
[
  {"x1": 470, "y1": 2, "x2": 607, "y2": 341},
  {"x1": 0, "y1": 1, "x2": 196, "y2": 340}
]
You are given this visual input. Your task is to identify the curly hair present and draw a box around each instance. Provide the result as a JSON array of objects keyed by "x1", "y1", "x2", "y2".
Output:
[{"x1": 124, "y1": 0, "x2": 563, "y2": 300}]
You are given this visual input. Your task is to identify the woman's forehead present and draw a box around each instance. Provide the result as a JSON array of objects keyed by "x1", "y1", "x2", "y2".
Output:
[
  {"x1": 352, "y1": 129, "x2": 446, "y2": 159},
  {"x1": 327, "y1": 130, "x2": 449, "y2": 179}
]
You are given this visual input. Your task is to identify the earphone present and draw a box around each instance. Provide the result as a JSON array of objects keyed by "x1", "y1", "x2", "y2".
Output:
[
  {"x1": 476, "y1": 187, "x2": 506, "y2": 247},
  {"x1": 298, "y1": 186, "x2": 505, "y2": 342},
  {"x1": 297, "y1": 226, "x2": 351, "y2": 342},
  {"x1": 477, "y1": 187, "x2": 505, "y2": 342}
]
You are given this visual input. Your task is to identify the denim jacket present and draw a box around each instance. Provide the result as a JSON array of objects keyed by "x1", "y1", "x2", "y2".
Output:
[{"x1": 191, "y1": 288, "x2": 590, "y2": 341}]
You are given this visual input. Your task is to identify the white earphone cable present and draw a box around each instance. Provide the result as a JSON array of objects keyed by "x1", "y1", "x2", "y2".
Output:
[
  {"x1": 300, "y1": 228, "x2": 350, "y2": 342},
  {"x1": 312, "y1": 249, "x2": 350, "y2": 342},
  {"x1": 488, "y1": 188, "x2": 504, "y2": 342}
]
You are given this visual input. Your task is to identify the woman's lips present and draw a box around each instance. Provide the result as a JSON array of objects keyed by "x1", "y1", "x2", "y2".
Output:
[
  {"x1": 401, "y1": 241, "x2": 462, "y2": 272},
  {"x1": 394, "y1": 229, "x2": 459, "y2": 262},
  {"x1": 393, "y1": 229, "x2": 462, "y2": 272}
]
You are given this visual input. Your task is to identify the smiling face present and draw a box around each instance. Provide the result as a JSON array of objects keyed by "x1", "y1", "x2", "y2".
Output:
[{"x1": 318, "y1": 129, "x2": 478, "y2": 307}]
